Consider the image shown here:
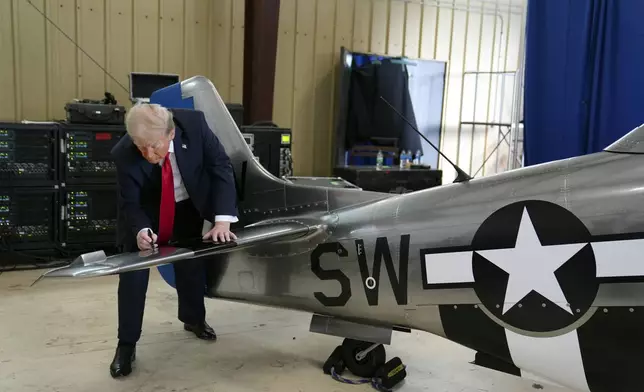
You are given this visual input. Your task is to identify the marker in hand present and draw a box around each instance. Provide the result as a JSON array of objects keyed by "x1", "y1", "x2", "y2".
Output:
[{"x1": 148, "y1": 228, "x2": 157, "y2": 248}]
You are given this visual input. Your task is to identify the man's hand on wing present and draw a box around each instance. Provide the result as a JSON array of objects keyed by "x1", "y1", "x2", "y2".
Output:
[
  {"x1": 137, "y1": 229, "x2": 158, "y2": 251},
  {"x1": 203, "y1": 221, "x2": 237, "y2": 243}
]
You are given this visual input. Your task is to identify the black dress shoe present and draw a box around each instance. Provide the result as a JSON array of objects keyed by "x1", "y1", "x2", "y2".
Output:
[
  {"x1": 110, "y1": 344, "x2": 136, "y2": 378},
  {"x1": 184, "y1": 321, "x2": 217, "y2": 341}
]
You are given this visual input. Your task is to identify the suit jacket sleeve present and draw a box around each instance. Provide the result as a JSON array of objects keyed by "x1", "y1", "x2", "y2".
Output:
[
  {"x1": 199, "y1": 111, "x2": 238, "y2": 219},
  {"x1": 115, "y1": 156, "x2": 153, "y2": 237}
]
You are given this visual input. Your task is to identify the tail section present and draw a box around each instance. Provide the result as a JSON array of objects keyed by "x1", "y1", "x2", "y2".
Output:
[
  {"x1": 152, "y1": 75, "x2": 285, "y2": 192},
  {"x1": 151, "y1": 76, "x2": 390, "y2": 224}
]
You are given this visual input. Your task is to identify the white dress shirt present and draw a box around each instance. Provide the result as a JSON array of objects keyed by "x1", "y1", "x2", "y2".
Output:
[{"x1": 137, "y1": 140, "x2": 238, "y2": 238}]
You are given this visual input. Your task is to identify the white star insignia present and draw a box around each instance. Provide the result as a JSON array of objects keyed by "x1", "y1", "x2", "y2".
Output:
[{"x1": 476, "y1": 207, "x2": 587, "y2": 315}]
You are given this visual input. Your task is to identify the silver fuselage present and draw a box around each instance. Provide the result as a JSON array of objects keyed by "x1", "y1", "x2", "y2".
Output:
[{"x1": 207, "y1": 150, "x2": 644, "y2": 323}]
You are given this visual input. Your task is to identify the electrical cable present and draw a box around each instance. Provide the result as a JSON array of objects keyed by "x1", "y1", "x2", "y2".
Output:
[{"x1": 23, "y1": 0, "x2": 130, "y2": 96}]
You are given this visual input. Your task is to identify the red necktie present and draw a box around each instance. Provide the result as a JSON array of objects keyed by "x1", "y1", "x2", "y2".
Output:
[{"x1": 157, "y1": 152, "x2": 175, "y2": 244}]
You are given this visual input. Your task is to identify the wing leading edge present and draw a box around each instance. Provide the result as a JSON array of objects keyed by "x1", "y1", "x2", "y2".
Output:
[{"x1": 33, "y1": 221, "x2": 312, "y2": 284}]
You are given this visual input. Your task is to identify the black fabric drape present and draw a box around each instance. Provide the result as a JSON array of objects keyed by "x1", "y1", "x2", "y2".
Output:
[{"x1": 345, "y1": 59, "x2": 421, "y2": 153}]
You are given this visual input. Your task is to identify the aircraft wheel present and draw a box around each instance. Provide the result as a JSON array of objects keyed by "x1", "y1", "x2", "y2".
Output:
[{"x1": 341, "y1": 338, "x2": 386, "y2": 378}]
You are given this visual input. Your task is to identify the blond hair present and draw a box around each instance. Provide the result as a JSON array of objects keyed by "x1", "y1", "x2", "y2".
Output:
[{"x1": 125, "y1": 103, "x2": 174, "y2": 143}]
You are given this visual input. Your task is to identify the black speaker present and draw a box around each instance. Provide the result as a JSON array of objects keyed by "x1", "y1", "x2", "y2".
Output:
[{"x1": 241, "y1": 122, "x2": 293, "y2": 177}]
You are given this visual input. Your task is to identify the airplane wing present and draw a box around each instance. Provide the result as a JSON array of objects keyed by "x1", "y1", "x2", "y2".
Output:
[{"x1": 33, "y1": 221, "x2": 312, "y2": 284}]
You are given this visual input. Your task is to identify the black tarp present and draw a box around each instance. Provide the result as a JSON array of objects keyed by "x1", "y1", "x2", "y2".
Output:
[{"x1": 345, "y1": 59, "x2": 422, "y2": 153}]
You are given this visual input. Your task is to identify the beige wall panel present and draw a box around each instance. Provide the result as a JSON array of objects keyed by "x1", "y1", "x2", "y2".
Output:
[
  {"x1": 420, "y1": 5, "x2": 438, "y2": 59},
  {"x1": 133, "y1": 0, "x2": 159, "y2": 73},
  {"x1": 443, "y1": 8, "x2": 467, "y2": 172},
  {"x1": 513, "y1": 0, "x2": 528, "y2": 71},
  {"x1": 433, "y1": 6, "x2": 453, "y2": 62},
  {"x1": 313, "y1": 0, "x2": 336, "y2": 176},
  {"x1": 486, "y1": 11, "x2": 504, "y2": 175},
  {"x1": 0, "y1": 0, "x2": 16, "y2": 121},
  {"x1": 184, "y1": 0, "x2": 210, "y2": 87},
  {"x1": 335, "y1": 0, "x2": 354, "y2": 63},
  {"x1": 159, "y1": 0, "x2": 184, "y2": 77},
  {"x1": 330, "y1": 0, "x2": 355, "y2": 174},
  {"x1": 469, "y1": 123, "x2": 487, "y2": 175},
  {"x1": 77, "y1": 0, "x2": 106, "y2": 101},
  {"x1": 45, "y1": 0, "x2": 78, "y2": 119},
  {"x1": 488, "y1": 75, "x2": 513, "y2": 175},
  {"x1": 107, "y1": 0, "x2": 133, "y2": 109},
  {"x1": 447, "y1": 8, "x2": 468, "y2": 169},
  {"x1": 210, "y1": 0, "x2": 232, "y2": 101},
  {"x1": 387, "y1": 1, "x2": 404, "y2": 56},
  {"x1": 16, "y1": 0, "x2": 47, "y2": 121},
  {"x1": 291, "y1": 0, "x2": 316, "y2": 176},
  {"x1": 505, "y1": 2, "x2": 526, "y2": 68},
  {"x1": 403, "y1": 3, "x2": 422, "y2": 58},
  {"x1": 370, "y1": 0, "x2": 388, "y2": 54},
  {"x1": 272, "y1": 0, "x2": 296, "y2": 129},
  {"x1": 462, "y1": 9, "x2": 484, "y2": 174},
  {"x1": 229, "y1": 0, "x2": 245, "y2": 104},
  {"x1": 352, "y1": 0, "x2": 371, "y2": 52},
  {"x1": 478, "y1": 13, "x2": 499, "y2": 176},
  {"x1": 6, "y1": 0, "x2": 241, "y2": 123},
  {"x1": 497, "y1": 4, "x2": 512, "y2": 72},
  {"x1": 434, "y1": 5, "x2": 452, "y2": 172},
  {"x1": 504, "y1": 0, "x2": 527, "y2": 117}
]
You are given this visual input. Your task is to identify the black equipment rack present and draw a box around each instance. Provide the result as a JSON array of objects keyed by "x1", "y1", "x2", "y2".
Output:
[
  {"x1": 0, "y1": 186, "x2": 59, "y2": 251},
  {"x1": 0, "y1": 122, "x2": 59, "y2": 187},
  {"x1": 59, "y1": 122, "x2": 125, "y2": 185},
  {"x1": 241, "y1": 123, "x2": 293, "y2": 178},
  {"x1": 59, "y1": 184, "x2": 118, "y2": 248},
  {"x1": 1, "y1": 102, "x2": 246, "y2": 266}
]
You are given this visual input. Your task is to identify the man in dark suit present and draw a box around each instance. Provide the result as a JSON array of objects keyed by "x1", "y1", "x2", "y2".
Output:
[{"x1": 108, "y1": 103, "x2": 238, "y2": 378}]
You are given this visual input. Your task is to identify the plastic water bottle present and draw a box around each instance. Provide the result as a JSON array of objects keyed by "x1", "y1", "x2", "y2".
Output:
[
  {"x1": 399, "y1": 150, "x2": 406, "y2": 169},
  {"x1": 376, "y1": 150, "x2": 383, "y2": 170},
  {"x1": 414, "y1": 149, "x2": 422, "y2": 165}
]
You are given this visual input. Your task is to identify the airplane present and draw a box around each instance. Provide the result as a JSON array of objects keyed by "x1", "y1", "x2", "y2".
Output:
[{"x1": 36, "y1": 75, "x2": 644, "y2": 392}]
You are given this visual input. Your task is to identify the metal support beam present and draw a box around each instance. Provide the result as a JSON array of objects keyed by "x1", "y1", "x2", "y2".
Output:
[{"x1": 243, "y1": 0, "x2": 280, "y2": 125}]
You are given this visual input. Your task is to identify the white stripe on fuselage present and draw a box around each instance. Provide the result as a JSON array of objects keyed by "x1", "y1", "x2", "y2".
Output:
[
  {"x1": 506, "y1": 328, "x2": 590, "y2": 392},
  {"x1": 424, "y1": 237, "x2": 644, "y2": 286},
  {"x1": 424, "y1": 251, "x2": 474, "y2": 285},
  {"x1": 592, "y1": 238, "x2": 644, "y2": 278}
]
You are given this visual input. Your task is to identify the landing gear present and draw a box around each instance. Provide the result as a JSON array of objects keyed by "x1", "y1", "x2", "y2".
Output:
[
  {"x1": 323, "y1": 338, "x2": 407, "y2": 390},
  {"x1": 341, "y1": 338, "x2": 386, "y2": 378}
]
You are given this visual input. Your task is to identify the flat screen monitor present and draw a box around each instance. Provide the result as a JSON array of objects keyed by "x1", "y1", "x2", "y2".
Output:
[{"x1": 129, "y1": 72, "x2": 180, "y2": 102}]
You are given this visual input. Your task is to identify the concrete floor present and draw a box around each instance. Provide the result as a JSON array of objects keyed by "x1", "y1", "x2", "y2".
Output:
[{"x1": 0, "y1": 267, "x2": 573, "y2": 392}]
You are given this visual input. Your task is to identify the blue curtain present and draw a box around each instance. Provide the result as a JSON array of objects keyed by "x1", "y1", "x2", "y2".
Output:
[{"x1": 524, "y1": 0, "x2": 644, "y2": 166}]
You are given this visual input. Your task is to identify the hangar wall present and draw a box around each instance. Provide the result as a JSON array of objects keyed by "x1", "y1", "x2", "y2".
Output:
[
  {"x1": 0, "y1": 0, "x2": 527, "y2": 181},
  {"x1": 273, "y1": 0, "x2": 527, "y2": 179},
  {"x1": 0, "y1": 0, "x2": 244, "y2": 122}
]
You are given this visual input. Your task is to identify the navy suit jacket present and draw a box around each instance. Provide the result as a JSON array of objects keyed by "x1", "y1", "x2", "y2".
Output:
[{"x1": 111, "y1": 108, "x2": 238, "y2": 252}]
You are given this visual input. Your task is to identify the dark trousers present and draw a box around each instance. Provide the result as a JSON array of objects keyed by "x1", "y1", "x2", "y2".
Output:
[{"x1": 117, "y1": 199, "x2": 206, "y2": 344}]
